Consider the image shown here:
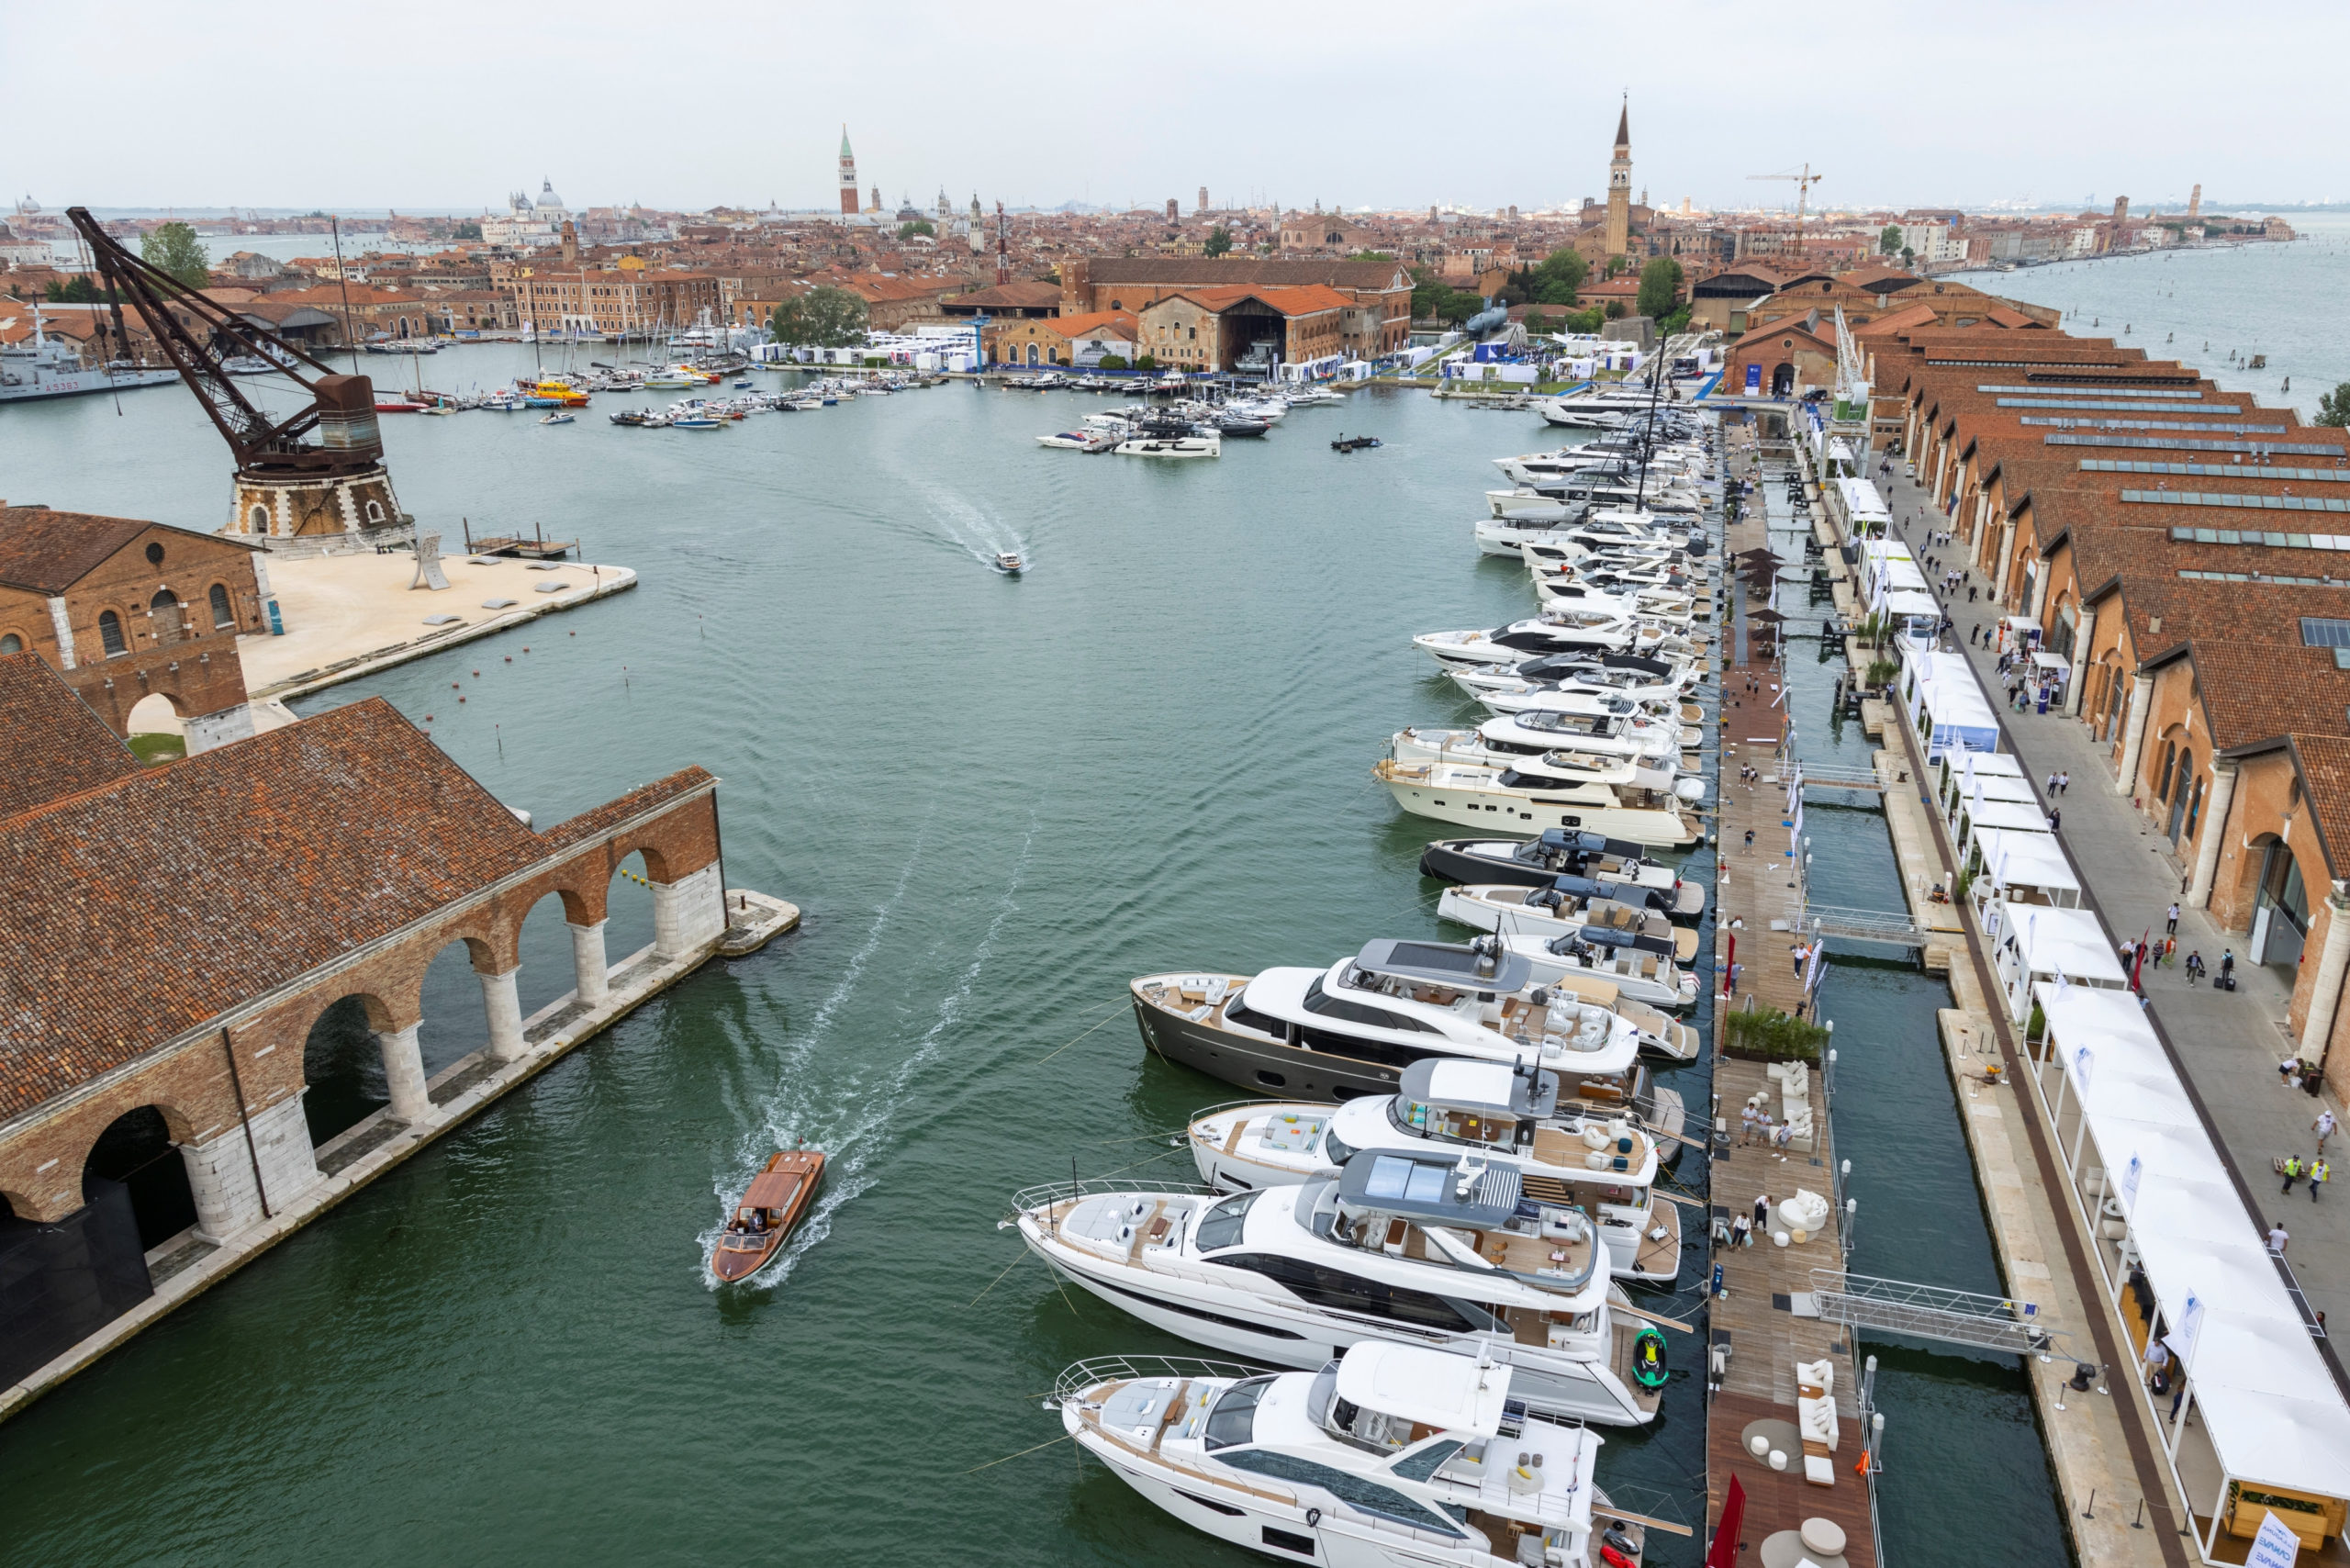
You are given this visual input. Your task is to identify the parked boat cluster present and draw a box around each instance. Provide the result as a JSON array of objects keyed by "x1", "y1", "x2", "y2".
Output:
[
  {"x1": 1035, "y1": 383, "x2": 1356, "y2": 460},
  {"x1": 1000, "y1": 407, "x2": 1724, "y2": 1566}
]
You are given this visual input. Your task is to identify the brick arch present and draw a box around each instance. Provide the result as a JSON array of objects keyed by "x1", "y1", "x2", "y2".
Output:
[
  {"x1": 299, "y1": 988, "x2": 402, "y2": 1040},
  {"x1": 602, "y1": 835, "x2": 675, "y2": 887}
]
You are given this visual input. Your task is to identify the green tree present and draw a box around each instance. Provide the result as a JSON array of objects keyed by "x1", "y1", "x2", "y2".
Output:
[
  {"x1": 1900, "y1": 247, "x2": 1915, "y2": 266},
  {"x1": 1134, "y1": 353, "x2": 1158, "y2": 372},
  {"x1": 1635, "y1": 257, "x2": 1684, "y2": 321},
  {"x1": 141, "y1": 221, "x2": 209, "y2": 288},
  {"x1": 768, "y1": 286, "x2": 869, "y2": 348},
  {"x1": 1203, "y1": 225, "x2": 1234, "y2": 257},
  {"x1": 1348, "y1": 249, "x2": 1394, "y2": 261},
  {"x1": 897, "y1": 218, "x2": 934, "y2": 240},
  {"x1": 453, "y1": 219, "x2": 483, "y2": 241},
  {"x1": 1096, "y1": 353, "x2": 1129, "y2": 371},
  {"x1": 1879, "y1": 224, "x2": 1903, "y2": 255},
  {"x1": 2318, "y1": 383, "x2": 2350, "y2": 428},
  {"x1": 45, "y1": 275, "x2": 107, "y2": 304},
  {"x1": 1507, "y1": 247, "x2": 1587, "y2": 307}
]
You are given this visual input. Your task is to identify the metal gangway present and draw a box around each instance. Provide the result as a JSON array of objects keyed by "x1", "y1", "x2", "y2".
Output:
[
  {"x1": 1796, "y1": 904, "x2": 1928, "y2": 948},
  {"x1": 1785, "y1": 762, "x2": 1884, "y2": 793},
  {"x1": 1809, "y1": 1270, "x2": 2065, "y2": 1357}
]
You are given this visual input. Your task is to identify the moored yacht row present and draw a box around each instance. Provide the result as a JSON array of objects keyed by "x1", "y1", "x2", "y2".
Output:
[{"x1": 1004, "y1": 405, "x2": 1718, "y2": 1567}]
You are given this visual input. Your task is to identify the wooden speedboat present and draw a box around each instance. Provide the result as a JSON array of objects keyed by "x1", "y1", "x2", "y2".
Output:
[{"x1": 710, "y1": 1148, "x2": 824, "y2": 1282}]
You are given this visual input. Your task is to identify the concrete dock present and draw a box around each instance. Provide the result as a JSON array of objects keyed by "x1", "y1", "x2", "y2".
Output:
[{"x1": 241, "y1": 549, "x2": 636, "y2": 701}]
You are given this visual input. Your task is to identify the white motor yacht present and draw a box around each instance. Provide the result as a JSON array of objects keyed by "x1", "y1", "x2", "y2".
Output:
[
  {"x1": 1013, "y1": 1164, "x2": 1672, "y2": 1428},
  {"x1": 1391, "y1": 710, "x2": 1687, "y2": 769},
  {"x1": 1501, "y1": 932, "x2": 1709, "y2": 1015},
  {"x1": 1416, "y1": 615, "x2": 1695, "y2": 673},
  {"x1": 1471, "y1": 668, "x2": 1701, "y2": 717},
  {"x1": 1037, "y1": 430, "x2": 1114, "y2": 451},
  {"x1": 1053, "y1": 1344, "x2": 1656, "y2": 1567},
  {"x1": 1371, "y1": 754, "x2": 1702, "y2": 849},
  {"x1": 1437, "y1": 890, "x2": 1701, "y2": 1010},
  {"x1": 1118, "y1": 431, "x2": 1221, "y2": 458},
  {"x1": 1190, "y1": 1058, "x2": 1682, "y2": 1284}
]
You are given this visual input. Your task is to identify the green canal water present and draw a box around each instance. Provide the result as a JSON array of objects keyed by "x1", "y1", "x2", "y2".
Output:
[{"x1": 0, "y1": 364, "x2": 2048, "y2": 1564}]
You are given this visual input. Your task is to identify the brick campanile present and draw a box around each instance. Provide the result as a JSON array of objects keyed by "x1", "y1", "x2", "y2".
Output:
[{"x1": 838, "y1": 126, "x2": 859, "y2": 217}]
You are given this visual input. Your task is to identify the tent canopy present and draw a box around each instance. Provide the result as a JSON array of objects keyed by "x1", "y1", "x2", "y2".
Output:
[{"x1": 2010, "y1": 907, "x2": 2127, "y2": 984}]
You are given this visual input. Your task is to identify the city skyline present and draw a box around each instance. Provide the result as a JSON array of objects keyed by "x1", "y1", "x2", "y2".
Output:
[{"x1": 13, "y1": 0, "x2": 2346, "y2": 214}]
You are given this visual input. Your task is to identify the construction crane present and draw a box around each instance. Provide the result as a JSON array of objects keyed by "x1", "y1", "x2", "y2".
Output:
[
  {"x1": 64, "y1": 206, "x2": 383, "y2": 478},
  {"x1": 1747, "y1": 164, "x2": 1824, "y2": 255}
]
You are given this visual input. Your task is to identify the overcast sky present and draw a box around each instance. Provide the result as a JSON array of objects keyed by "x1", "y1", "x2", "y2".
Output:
[{"x1": 14, "y1": 1, "x2": 2341, "y2": 216}]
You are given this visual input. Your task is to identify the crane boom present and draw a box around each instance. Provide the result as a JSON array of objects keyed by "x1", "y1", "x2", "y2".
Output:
[
  {"x1": 64, "y1": 206, "x2": 383, "y2": 475},
  {"x1": 1745, "y1": 164, "x2": 1824, "y2": 253}
]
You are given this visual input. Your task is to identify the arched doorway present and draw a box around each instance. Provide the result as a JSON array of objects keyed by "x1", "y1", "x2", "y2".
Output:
[
  {"x1": 83, "y1": 1106, "x2": 197, "y2": 1251},
  {"x1": 1024, "y1": 343, "x2": 1040, "y2": 366},
  {"x1": 2250, "y1": 837, "x2": 2311, "y2": 974},
  {"x1": 1770, "y1": 364, "x2": 1795, "y2": 397},
  {"x1": 2167, "y1": 750, "x2": 2196, "y2": 846},
  {"x1": 125, "y1": 691, "x2": 186, "y2": 766},
  {"x1": 304, "y1": 995, "x2": 391, "y2": 1146}
]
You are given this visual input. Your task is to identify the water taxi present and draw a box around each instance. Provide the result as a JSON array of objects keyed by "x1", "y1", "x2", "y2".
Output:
[{"x1": 710, "y1": 1148, "x2": 825, "y2": 1282}]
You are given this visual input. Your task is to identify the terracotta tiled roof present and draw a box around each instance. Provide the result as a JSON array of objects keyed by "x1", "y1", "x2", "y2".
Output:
[
  {"x1": 948, "y1": 282, "x2": 1062, "y2": 310},
  {"x1": 2181, "y1": 641, "x2": 2350, "y2": 751},
  {"x1": 1039, "y1": 308, "x2": 1137, "y2": 340},
  {"x1": 0, "y1": 506, "x2": 156, "y2": 594},
  {"x1": 2289, "y1": 734, "x2": 2350, "y2": 875},
  {"x1": 0, "y1": 698, "x2": 550, "y2": 1117},
  {"x1": 1078, "y1": 258, "x2": 1409, "y2": 291},
  {"x1": 0, "y1": 654, "x2": 136, "y2": 819}
]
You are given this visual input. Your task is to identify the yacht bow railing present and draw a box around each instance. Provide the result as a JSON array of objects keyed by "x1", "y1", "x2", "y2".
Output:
[
  {"x1": 1008, "y1": 1176, "x2": 1212, "y2": 1217},
  {"x1": 1050, "y1": 1353, "x2": 1270, "y2": 1408}
]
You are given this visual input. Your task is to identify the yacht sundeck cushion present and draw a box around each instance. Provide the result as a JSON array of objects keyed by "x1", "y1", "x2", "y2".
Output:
[
  {"x1": 1802, "y1": 1452, "x2": 1836, "y2": 1487},
  {"x1": 1796, "y1": 1359, "x2": 1833, "y2": 1393},
  {"x1": 1797, "y1": 1393, "x2": 1839, "y2": 1451}
]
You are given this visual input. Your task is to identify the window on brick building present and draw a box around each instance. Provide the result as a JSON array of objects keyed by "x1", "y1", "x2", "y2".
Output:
[
  {"x1": 99, "y1": 610, "x2": 127, "y2": 657},
  {"x1": 0, "y1": 633, "x2": 20, "y2": 654},
  {"x1": 209, "y1": 583, "x2": 234, "y2": 629}
]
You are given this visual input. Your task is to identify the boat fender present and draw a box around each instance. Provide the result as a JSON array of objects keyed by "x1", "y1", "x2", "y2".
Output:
[
  {"x1": 1305, "y1": 1508, "x2": 1321, "y2": 1528},
  {"x1": 1603, "y1": 1526, "x2": 1639, "y2": 1555}
]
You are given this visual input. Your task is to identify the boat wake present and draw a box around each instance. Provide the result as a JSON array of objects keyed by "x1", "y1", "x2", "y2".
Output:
[
  {"x1": 699, "y1": 810, "x2": 1038, "y2": 1292},
  {"x1": 909, "y1": 476, "x2": 1029, "y2": 570}
]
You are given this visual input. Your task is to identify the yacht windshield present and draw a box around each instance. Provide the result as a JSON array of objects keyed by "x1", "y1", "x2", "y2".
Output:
[
  {"x1": 1322, "y1": 1126, "x2": 1356, "y2": 1166},
  {"x1": 1194, "y1": 1190, "x2": 1259, "y2": 1252},
  {"x1": 1203, "y1": 1375, "x2": 1273, "y2": 1451}
]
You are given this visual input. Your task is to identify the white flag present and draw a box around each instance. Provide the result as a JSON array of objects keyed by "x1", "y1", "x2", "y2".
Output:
[
  {"x1": 2174, "y1": 1290, "x2": 2206, "y2": 1374},
  {"x1": 2119, "y1": 1153, "x2": 2143, "y2": 1214},
  {"x1": 2248, "y1": 1513, "x2": 2303, "y2": 1568}
]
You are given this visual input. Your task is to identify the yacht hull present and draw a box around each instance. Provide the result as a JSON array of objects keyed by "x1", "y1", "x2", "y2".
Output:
[
  {"x1": 1135, "y1": 992, "x2": 1402, "y2": 1101},
  {"x1": 1030, "y1": 1235, "x2": 1649, "y2": 1427},
  {"x1": 1373, "y1": 767, "x2": 1700, "y2": 849}
]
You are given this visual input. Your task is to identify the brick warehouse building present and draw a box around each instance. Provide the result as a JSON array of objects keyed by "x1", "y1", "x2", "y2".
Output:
[
  {"x1": 1058, "y1": 256, "x2": 1412, "y2": 359},
  {"x1": 0, "y1": 505, "x2": 273, "y2": 752},
  {"x1": 0, "y1": 656, "x2": 733, "y2": 1387}
]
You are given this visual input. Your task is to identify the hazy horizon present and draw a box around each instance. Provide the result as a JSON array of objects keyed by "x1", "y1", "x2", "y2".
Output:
[{"x1": 15, "y1": 1, "x2": 2344, "y2": 215}]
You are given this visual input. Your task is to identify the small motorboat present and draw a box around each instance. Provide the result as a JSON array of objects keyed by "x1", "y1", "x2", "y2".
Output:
[
  {"x1": 995, "y1": 551, "x2": 1025, "y2": 575},
  {"x1": 710, "y1": 1148, "x2": 825, "y2": 1283},
  {"x1": 1331, "y1": 434, "x2": 1382, "y2": 452},
  {"x1": 1036, "y1": 431, "x2": 1111, "y2": 451},
  {"x1": 539, "y1": 411, "x2": 575, "y2": 425},
  {"x1": 672, "y1": 414, "x2": 722, "y2": 430}
]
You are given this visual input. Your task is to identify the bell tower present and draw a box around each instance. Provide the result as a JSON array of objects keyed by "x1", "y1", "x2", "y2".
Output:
[
  {"x1": 837, "y1": 126, "x2": 859, "y2": 217},
  {"x1": 1605, "y1": 97, "x2": 1632, "y2": 258}
]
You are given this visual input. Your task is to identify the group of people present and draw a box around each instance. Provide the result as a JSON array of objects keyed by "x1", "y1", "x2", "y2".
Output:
[
  {"x1": 1737, "y1": 1103, "x2": 1796, "y2": 1154},
  {"x1": 1724, "y1": 1190, "x2": 1781, "y2": 1248}
]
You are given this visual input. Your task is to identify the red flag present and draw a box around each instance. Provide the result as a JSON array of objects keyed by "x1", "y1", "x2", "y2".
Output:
[
  {"x1": 1723, "y1": 932, "x2": 1737, "y2": 997},
  {"x1": 2132, "y1": 927, "x2": 2149, "y2": 992},
  {"x1": 1707, "y1": 1474, "x2": 1747, "y2": 1568}
]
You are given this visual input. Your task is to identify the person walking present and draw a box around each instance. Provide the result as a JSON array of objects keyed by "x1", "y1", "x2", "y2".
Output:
[
  {"x1": 1753, "y1": 1193, "x2": 1773, "y2": 1232},
  {"x1": 2166, "y1": 902, "x2": 2180, "y2": 935},
  {"x1": 2311, "y1": 1159, "x2": 2331, "y2": 1203},
  {"x1": 2186, "y1": 950, "x2": 2205, "y2": 984},
  {"x1": 2047, "y1": 772, "x2": 2060, "y2": 795},
  {"x1": 2058, "y1": 771, "x2": 2070, "y2": 794},
  {"x1": 1793, "y1": 941, "x2": 1808, "y2": 978},
  {"x1": 2050, "y1": 805, "x2": 2062, "y2": 831},
  {"x1": 2317, "y1": 1109, "x2": 2337, "y2": 1152},
  {"x1": 2221, "y1": 950, "x2": 2236, "y2": 986},
  {"x1": 2283, "y1": 1154, "x2": 2304, "y2": 1193},
  {"x1": 2269, "y1": 1219, "x2": 2291, "y2": 1255}
]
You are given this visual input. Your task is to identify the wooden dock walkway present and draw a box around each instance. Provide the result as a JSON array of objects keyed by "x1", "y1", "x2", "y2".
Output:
[{"x1": 1706, "y1": 419, "x2": 1882, "y2": 1567}]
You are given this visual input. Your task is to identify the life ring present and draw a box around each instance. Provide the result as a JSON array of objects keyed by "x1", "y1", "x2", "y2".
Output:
[{"x1": 1632, "y1": 1325, "x2": 1669, "y2": 1389}]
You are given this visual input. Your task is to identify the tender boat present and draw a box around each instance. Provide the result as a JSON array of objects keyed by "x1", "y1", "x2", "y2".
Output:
[
  {"x1": 538, "y1": 411, "x2": 575, "y2": 425},
  {"x1": 1417, "y1": 829, "x2": 1696, "y2": 908},
  {"x1": 1503, "y1": 932, "x2": 1704, "y2": 1014},
  {"x1": 995, "y1": 551, "x2": 1024, "y2": 575},
  {"x1": 1037, "y1": 431, "x2": 1112, "y2": 450},
  {"x1": 1053, "y1": 1343, "x2": 1653, "y2": 1567},
  {"x1": 709, "y1": 1148, "x2": 825, "y2": 1282},
  {"x1": 1011, "y1": 1159, "x2": 1672, "y2": 1427},
  {"x1": 1190, "y1": 1058, "x2": 1683, "y2": 1284}
]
